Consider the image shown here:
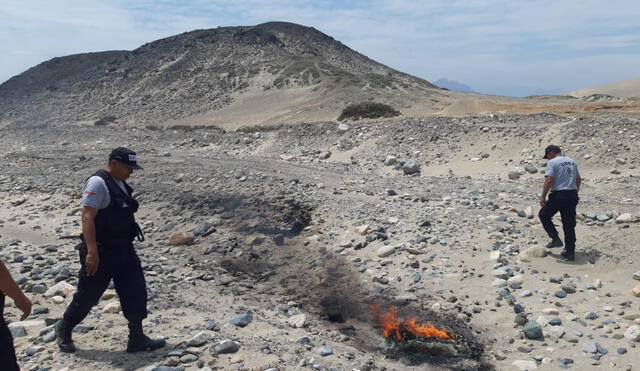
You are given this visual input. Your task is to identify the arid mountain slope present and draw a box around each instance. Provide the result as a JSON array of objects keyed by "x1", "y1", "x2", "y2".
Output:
[
  {"x1": 0, "y1": 22, "x2": 447, "y2": 128},
  {"x1": 569, "y1": 77, "x2": 640, "y2": 99}
]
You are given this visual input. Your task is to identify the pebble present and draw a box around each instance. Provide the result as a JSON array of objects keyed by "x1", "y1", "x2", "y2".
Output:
[
  {"x1": 512, "y1": 360, "x2": 537, "y2": 370},
  {"x1": 583, "y1": 341, "x2": 598, "y2": 354},
  {"x1": 584, "y1": 311, "x2": 599, "y2": 320},
  {"x1": 288, "y1": 314, "x2": 307, "y2": 328},
  {"x1": 402, "y1": 161, "x2": 420, "y2": 174},
  {"x1": 10, "y1": 326, "x2": 27, "y2": 338},
  {"x1": 554, "y1": 290, "x2": 567, "y2": 298},
  {"x1": 624, "y1": 325, "x2": 640, "y2": 341},
  {"x1": 103, "y1": 302, "x2": 121, "y2": 313},
  {"x1": 523, "y1": 321, "x2": 543, "y2": 339},
  {"x1": 318, "y1": 346, "x2": 333, "y2": 356},
  {"x1": 229, "y1": 312, "x2": 253, "y2": 327},
  {"x1": 214, "y1": 340, "x2": 240, "y2": 354},
  {"x1": 548, "y1": 318, "x2": 562, "y2": 326},
  {"x1": 179, "y1": 354, "x2": 198, "y2": 363},
  {"x1": 376, "y1": 245, "x2": 396, "y2": 258},
  {"x1": 168, "y1": 232, "x2": 195, "y2": 246},
  {"x1": 186, "y1": 332, "x2": 208, "y2": 346},
  {"x1": 492, "y1": 279, "x2": 508, "y2": 288}
]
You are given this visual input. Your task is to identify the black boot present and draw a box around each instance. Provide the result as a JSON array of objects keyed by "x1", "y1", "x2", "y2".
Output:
[
  {"x1": 55, "y1": 319, "x2": 77, "y2": 353},
  {"x1": 126, "y1": 321, "x2": 166, "y2": 353},
  {"x1": 560, "y1": 250, "x2": 575, "y2": 261},
  {"x1": 546, "y1": 237, "x2": 563, "y2": 248}
]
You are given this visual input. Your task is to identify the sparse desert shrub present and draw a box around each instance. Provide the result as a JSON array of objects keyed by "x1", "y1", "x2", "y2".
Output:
[{"x1": 338, "y1": 102, "x2": 400, "y2": 121}]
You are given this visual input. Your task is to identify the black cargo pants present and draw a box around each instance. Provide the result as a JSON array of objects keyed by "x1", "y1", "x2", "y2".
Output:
[
  {"x1": 0, "y1": 293, "x2": 20, "y2": 371},
  {"x1": 63, "y1": 243, "x2": 148, "y2": 328},
  {"x1": 539, "y1": 190, "x2": 579, "y2": 253}
]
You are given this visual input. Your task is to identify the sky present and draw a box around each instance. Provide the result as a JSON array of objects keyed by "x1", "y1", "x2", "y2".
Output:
[{"x1": 1, "y1": 0, "x2": 639, "y2": 97}]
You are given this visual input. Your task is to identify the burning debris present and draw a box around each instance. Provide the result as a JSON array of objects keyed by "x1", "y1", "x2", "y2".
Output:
[{"x1": 371, "y1": 305, "x2": 470, "y2": 358}]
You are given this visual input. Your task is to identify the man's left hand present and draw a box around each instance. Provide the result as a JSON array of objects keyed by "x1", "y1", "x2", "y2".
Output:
[{"x1": 539, "y1": 197, "x2": 546, "y2": 207}]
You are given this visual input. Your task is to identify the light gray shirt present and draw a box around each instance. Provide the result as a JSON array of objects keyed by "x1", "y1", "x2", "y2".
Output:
[
  {"x1": 545, "y1": 156, "x2": 580, "y2": 191},
  {"x1": 81, "y1": 176, "x2": 128, "y2": 210}
]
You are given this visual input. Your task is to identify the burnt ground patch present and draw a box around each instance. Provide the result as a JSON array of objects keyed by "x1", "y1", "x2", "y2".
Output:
[{"x1": 203, "y1": 196, "x2": 493, "y2": 370}]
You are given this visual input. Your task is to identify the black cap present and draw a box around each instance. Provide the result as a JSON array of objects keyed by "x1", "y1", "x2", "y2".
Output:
[
  {"x1": 543, "y1": 145, "x2": 561, "y2": 159},
  {"x1": 109, "y1": 147, "x2": 143, "y2": 170}
]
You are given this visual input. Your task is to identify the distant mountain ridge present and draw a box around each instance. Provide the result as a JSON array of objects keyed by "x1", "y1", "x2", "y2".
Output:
[
  {"x1": 434, "y1": 78, "x2": 475, "y2": 93},
  {"x1": 0, "y1": 21, "x2": 445, "y2": 128}
]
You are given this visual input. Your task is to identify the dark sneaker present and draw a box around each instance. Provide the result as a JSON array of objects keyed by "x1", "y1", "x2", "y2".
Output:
[
  {"x1": 126, "y1": 335, "x2": 166, "y2": 353},
  {"x1": 55, "y1": 320, "x2": 77, "y2": 353},
  {"x1": 546, "y1": 238, "x2": 563, "y2": 248},
  {"x1": 560, "y1": 250, "x2": 575, "y2": 261}
]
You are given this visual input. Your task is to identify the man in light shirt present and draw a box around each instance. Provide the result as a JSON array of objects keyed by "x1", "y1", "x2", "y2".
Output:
[{"x1": 538, "y1": 145, "x2": 581, "y2": 261}]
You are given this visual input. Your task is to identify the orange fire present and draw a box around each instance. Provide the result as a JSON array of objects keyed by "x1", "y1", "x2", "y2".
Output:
[{"x1": 371, "y1": 305, "x2": 454, "y2": 341}]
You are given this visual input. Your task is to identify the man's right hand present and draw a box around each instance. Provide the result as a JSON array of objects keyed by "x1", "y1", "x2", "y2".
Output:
[
  {"x1": 85, "y1": 252, "x2": 100, "y2": 276},
  {"x1": 15, "y1": 293, "x2": 32, "y2": 320}
]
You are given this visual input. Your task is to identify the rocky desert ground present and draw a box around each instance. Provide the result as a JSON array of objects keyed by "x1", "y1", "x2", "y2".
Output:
[{"x1": 1, "y1": 112, "x2": 640, "y2": 371}]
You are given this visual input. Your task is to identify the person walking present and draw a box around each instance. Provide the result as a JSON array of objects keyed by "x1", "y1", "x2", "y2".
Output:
[
  {"x1": 538, "y1": 145, "x2": 581, "y2": 261},
  {"x1": 55, "y1": 147, "x2": 165, "y2": 353},
  {"x1": 1, "y1": 258, "x2": 33, "y2": 371}
]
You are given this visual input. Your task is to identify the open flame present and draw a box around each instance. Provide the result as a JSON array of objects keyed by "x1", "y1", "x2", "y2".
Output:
[{"x1": 371, "y1": 305, "x2": 454, "y2": 341}]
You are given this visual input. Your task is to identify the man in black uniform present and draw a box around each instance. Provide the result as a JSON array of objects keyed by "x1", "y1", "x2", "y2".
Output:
[
  {"x1": 1, "y1": 258, "x2": 32, "y2": 370},
  {"x1": 538, "y1": 145, "x2": 581, "y2": 261},
  {"x1": 55, "y1": 147, "x2": 165, "y2": 353}
]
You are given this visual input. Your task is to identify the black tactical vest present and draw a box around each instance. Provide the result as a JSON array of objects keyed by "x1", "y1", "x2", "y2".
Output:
[{"x1": 91, "y1": 170, "x2": 140, "y2": 246}]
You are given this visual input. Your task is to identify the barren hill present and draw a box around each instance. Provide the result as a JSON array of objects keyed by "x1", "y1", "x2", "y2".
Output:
[
  {"x1": 569, "y1": 77, "x2": 640, "y2": 99},
  {"x1": 0, "y1": 22, "x2": 449, "y2": 129}
]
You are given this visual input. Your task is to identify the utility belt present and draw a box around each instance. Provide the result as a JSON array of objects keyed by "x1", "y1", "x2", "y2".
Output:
[
  {"x1": 550, "y1": 189, "x2": 577, "y2": 194},
  {"x1": 77, "y1": 222, "x2": 145, "y2": 252}
]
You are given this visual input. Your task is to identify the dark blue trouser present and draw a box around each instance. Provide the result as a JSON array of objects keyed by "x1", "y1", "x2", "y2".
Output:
[
  {"x1": 63, "y1": 244, "x2": 148, "y2": 328},
  {"x1": 539, "y1": 190, "x2": 579, "y2": 253},
  {"x1": 1, "y1": 293, "x2": 20, "y2": 371}
]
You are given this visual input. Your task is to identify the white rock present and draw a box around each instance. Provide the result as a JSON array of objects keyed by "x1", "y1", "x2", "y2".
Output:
[
  {"x1": 377, "y1": 245, "x2": 396, "y2": 258},
  {"x1": 7, "y1": 320, "x2": 45, "y2": 329},
  {"x1": 517, "y1": 245, "x2": 547, "y2": 262},
  {"x1": 543, "y1": 308, "x2": 560, "y2": 316},
  {"x1": 383, "y1": 155, "x2": 397, "y2": 166},
  {"x1": 103, "y1": 302, "x2": 121, "y2": 314},
  {"x1": 512, "y1": 359, "x2": 537, "y2": 370},
  {"x1": 491, "y1": 279, "x2": 508, "y2": 288},
  {"x1": 44, "y1": 281, "x2": 76, "y2": 298},
  {"x1": 616, "y1": 213, "x2": 634, "y2": 223},
  {"x1": 52, "y1": 296, "x2": 65, "y2": 304},
  {"x1": 489, "y1": 251, "x2": 501, "y2": 261},
  {"x1": 624, "y1": 325, "x2": 640, "y2": 341},
  {"x1": 288, "y1": 314, "x2": 307, "y2": 328},
  {"x1": 354, "y1": 224, "x2": 369, "y2": 235},
  {"x1": 508, "y1": 275, "x2": 524, "y2": 286},
  {"x1": 337, "y1": 123, "x2": 350, "y2": 131},
  {"x1": 593, "y1": 279, "x2": 603, "y2": 288},
  {"x1": 524, "y1": 206, "x2": 534, "y2": 219},
  {"x1": 187, "y1": 332, "x2": 209, "y2": 346}
]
